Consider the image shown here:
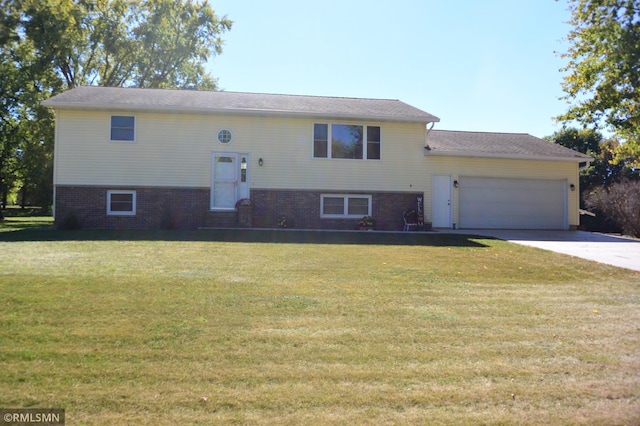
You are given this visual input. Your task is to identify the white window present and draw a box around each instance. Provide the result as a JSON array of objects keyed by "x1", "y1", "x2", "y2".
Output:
[
  {"x1": 313, "y1": 124, "x2": 381, "y2": 160},
  {"x1": 321, "y1": 194, "x2": 372, "y2": 218},
  {"x1": 107, "y1": 190, "x2": 136, "y2": 215},
  {"x1": 217, "y1": 129, "x2": 233, "y2": 144},
  {"x1": 110, "y1": 116, "x2": 135, "y2": 142}
]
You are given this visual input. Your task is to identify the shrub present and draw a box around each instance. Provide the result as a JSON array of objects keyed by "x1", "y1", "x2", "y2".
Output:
[
  {"x1": 58, "y1": 213, "x2": 81, "y2": 230},
  {"x1": 159, "y1": 209, "x2": 177, "y2": 230},
  {"x1": 585, "y1": 179, "x2": 640, "y2": 237}
]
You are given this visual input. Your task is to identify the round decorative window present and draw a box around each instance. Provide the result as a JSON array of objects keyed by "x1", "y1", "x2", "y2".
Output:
[{"x1": 217, "y1": 129, "x2": 233, "y2": 144}]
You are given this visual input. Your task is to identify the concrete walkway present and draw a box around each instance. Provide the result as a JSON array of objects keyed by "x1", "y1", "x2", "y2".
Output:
[{"x1": 446, "y1": 230, "x2": 640, "y2": 272}]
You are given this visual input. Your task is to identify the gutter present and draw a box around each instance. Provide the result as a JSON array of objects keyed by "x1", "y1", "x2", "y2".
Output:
[
  {"x1": 579, "y1": 159, "x2": 593, "y2": 170},
  {"x1": 41, "y1": 102, "x2": 441, "y2": 125},
  {"x1": 424, "y1": 149, "x2": 593, "y2": 163}
]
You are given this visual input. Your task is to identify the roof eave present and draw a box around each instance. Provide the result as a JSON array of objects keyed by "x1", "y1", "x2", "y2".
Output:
[
  {"x1": 42, "y1": 102, "x2": 441, "y2": 124},
  {"x1": 424, "y1": 149, "x2": 593, "y2": 163}
]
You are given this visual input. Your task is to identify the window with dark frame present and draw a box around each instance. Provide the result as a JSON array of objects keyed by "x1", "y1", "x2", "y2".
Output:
[{"x1": 110, "y1": 116, "x2": 135, "y2": 141}]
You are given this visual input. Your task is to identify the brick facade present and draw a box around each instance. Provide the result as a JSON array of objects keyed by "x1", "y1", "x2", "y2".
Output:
[
  {"x1": 250, "y1": 189, "x2": 422, "y2": 231},
  {"x1": 55, "y1": 186, "x2": 423, "y2": 231},
  {"x1": 55, "y1": 186, "x2": 209, "y2": 230}
]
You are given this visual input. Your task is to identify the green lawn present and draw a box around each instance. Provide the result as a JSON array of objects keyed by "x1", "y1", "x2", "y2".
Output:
[
  {"x1": 0, "y1": 226, "x2": 639, "y2": 425},
  {"x1": 0, "y1": 207, "x2": 53, "y2": 232}
]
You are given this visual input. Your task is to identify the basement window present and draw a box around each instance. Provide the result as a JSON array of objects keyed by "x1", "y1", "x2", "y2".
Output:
[
  {"x1": 107, "y1": 190, "x2": 136, "y2": 216},
  {"x1": 320, "y1": 194, "x2": 372, "y2": 218}
]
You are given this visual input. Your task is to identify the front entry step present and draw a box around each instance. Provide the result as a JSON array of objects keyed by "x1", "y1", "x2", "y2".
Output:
[{"x1": 205, "y1": 211, "x2": 237, "y2": 228}]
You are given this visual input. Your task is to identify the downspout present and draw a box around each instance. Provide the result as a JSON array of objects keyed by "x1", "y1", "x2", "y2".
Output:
[
  {"x1": 52, "y1": 110, "x2": 59, "y2": 222},
  {"x1": 425, "y1": 122, "x2": 435, "y2": 152},
  {"x1": 578, "y1": 159, "x2": 593, "y2": 171}
]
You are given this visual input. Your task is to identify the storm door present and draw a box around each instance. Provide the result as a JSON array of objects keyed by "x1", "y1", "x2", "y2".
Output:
[
  {"x1": 211, "y1": 153, "x2": 238, "y2": 210},
  {"x1": 210, "y1": 153, "x2": 250, "y2": 210}
]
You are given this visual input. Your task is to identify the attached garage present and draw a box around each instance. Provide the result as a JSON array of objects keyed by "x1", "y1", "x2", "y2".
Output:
[
  {"x1": 425, "y1": 130, "x2": 593, "y2": 230},
  {"x1": 458, "y1": 177, "x2": 567, "y2": 229}
]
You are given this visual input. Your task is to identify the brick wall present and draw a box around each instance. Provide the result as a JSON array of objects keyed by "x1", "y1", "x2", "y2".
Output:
[
  {"x1": 56, "y1": 186, "x2": 423, "y2": 231},
  {"x1": 251, "y1": 189, "x2": 422, "y2": 231},
  {"x1": 55, "y1": 186, "x2": 209, "y2": 230}
]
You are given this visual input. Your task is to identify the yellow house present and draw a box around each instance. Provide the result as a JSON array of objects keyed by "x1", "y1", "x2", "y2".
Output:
[{"x1": 43, "y1": 86, "x2": 591, "y2": 231}]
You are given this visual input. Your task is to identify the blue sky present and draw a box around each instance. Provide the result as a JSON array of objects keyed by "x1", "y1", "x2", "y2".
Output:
[{"x1": 206, "y1": 0, "x2": 573, "y2": 138}]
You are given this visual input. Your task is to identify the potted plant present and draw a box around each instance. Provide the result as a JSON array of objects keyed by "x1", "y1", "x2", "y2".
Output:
[
  {"x1": 235, "y1": 198, "x2": 253, "y2": 227},
  {"x1": 358, "y1": 216, "x2": 376, "y2": 230}
]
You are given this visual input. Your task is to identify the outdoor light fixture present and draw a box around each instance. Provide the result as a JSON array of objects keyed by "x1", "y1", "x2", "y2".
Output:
[
  {"x1": 258, "y1": 158, "x2": 264, "y2": 166},
  {"x1": 453, "y1": 180, "x2": 459, "y2": 188},
  {"x1": 241, "y1": 157, "x2": 247, "y2": 170},
  {"x1": 570, "y1": 184, "x2": 576, "y2": 191}
]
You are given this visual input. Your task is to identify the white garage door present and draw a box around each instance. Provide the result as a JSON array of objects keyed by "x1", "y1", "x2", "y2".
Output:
[{"x1": 459, "y1": 177, "x2": 567, "y2": 229}]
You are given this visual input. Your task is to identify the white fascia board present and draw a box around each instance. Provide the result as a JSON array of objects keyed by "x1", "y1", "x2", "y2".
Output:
[
  {"x1": 425, "y1": 149, "x2": 593, "y2": 163},
  {"x1": 43, "y1": 103, "x2": 440, "y2": 124}
]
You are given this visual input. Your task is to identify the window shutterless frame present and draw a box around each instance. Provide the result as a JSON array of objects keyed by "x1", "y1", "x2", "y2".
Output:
[
  {"x1": 320, "y1": 194, "x2": 372, "y2": 218},
  {"x1": 110, "y1": 115, "x2": 136, "y2": 142},
  {"x1": 313, "y1": 124, "x2": 381, "y2": 160},
  {"x1": 107, "y1": 190, "x2": 136, "y2": 215},
  {"x1": 217, "y1": 129, "x2": 233, "y2": 144}
]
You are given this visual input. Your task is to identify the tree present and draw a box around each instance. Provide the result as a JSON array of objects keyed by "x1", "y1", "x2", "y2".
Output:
[
  {"x1": 16, "y1": 0, "x2": 231, "y2": 90},
  {"x1": 585, "y1": 179, "x2": 640, "y2": 237},
  {"x1": 546, "y1": 127, "x2": 639, "y2": 189},
  {"x1": 548, "y1": 127, "x2": 639, "y2": 233},
  {"x1": 546, "y1": 127, "x2": 601, "y2": 155},
  {"x1": 557, "y1": 0, "x2": 640, "y2": 165},
  {"x1": 0, "y1": 0, "x2": 232, "y2": 211},
  {"x1": 581, "y1": 138, "x2": 638, "y2": 189}
]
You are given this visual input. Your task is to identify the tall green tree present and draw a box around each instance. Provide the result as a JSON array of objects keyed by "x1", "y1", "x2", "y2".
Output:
[
  {"x1": 546, "y1": 127, "x2": 601, "y2": 155},
  {"x1": 0, "y1": 0, "x2": 232, "y2": 211},
  {"x1": 557, "y1": 0, "x2": 640, "y2": 165},
  {"x1": 548, "y1": 127, "x2": 639, "y2": 234}
]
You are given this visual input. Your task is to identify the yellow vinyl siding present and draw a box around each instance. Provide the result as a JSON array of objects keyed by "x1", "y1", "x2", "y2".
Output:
[
  {"x1": 54, "y1": 109, "x2": 581, "y2": 228},
  {"x1": 424, "y1": 156, "x2": 581, "y2": 227},
  {"x1": 54, "y1": 110, "x2": 428, "y2": 192}
]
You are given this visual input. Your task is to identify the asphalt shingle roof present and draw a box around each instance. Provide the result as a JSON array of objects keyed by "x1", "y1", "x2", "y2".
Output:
[
  {"x1": 43, "y1": 86, "x2": 440, "y2": 124},
  {"x1": 427, "y1": 129, "x2": 593, "y2": 161}
]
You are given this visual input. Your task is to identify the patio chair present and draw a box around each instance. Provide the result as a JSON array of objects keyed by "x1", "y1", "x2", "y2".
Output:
[{"x1": 403, "y1": 209, "x2": 419, "y2": 231}]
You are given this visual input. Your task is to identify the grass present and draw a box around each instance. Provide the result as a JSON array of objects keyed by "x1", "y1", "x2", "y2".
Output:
[
  {"x1": 0, "y1": 222, "x2": 639, "y2": 424},
  {"x1": 0, "y1": 207, "x2": 53, "y2": 232}
]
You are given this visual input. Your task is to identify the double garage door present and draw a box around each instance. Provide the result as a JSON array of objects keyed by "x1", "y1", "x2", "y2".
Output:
[{"x1": 458, "y1": 177, "x2": 567, "y2": 230}]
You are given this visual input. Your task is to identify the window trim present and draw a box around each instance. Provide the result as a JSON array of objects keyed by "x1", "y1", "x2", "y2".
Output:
[
  {"x1": 313, "y1": 123, "x2": 381, "y2": 160},
  {"x1": 110, "y1": 115, "x2": 136, "y2": 142},
  {"x1": 107, "y1": 190, "x2": 137, "y2": 216},
  {"x1": 320, "y1": 194, "x2": 372, "y2": 218},
  {"x1": 217, "y1": 129, "x2": 233, "y2": 144}
]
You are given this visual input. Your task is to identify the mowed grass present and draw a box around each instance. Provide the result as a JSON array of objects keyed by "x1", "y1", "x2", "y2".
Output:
[
  {"x1": 0, "y1": 228, "x2": 639, "y2": 425},
  {"x1": 0, "y1": 209, "x2": 53, "y2": 232}
]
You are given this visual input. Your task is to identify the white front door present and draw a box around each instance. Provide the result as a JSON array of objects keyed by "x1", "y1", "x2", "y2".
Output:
[
  {"x1": 211, "y1": 153, "x2": 250, "y2": 210},
  {"x1": 432, "y1": 175, "x2": 452, "y2": 228}
]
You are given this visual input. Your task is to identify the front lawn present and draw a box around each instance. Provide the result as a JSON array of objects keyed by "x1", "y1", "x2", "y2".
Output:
[{"x1": 0, "y1": 229, "x2": 638, "y2": 425}]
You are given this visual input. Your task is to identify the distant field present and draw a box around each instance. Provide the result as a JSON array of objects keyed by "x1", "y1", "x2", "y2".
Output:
[{"x1": 0, "y1": 225, "x2": 638, "y2": 424}]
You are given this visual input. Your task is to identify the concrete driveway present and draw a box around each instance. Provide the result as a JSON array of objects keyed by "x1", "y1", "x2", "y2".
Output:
[{"x1": 448, "y1": 230, "x2": 640, "y2": 272}]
